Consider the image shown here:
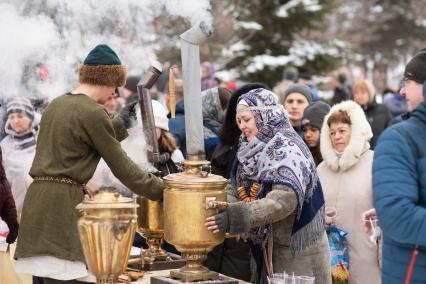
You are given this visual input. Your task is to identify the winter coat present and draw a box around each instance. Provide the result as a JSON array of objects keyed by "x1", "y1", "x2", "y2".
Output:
[
  {"x1": 318, "y1": 100, "x2": 381, "y2": 284},
  {"x1": 227, "y1": 185, "x2": 331, "y2": 284},
  {"x1": 168, "y1": 99, "x2": 222, "y2": 160},
  {"x1": 0, "y1": 147, "x2": 18, "y2": 232},
  {"x1": 1, "y1": 113, "x2": 40, "y2": 218},
  {"x1": 360, "y1": 100, "x2": 391, "y2": 149},
  {"x1": 205, "y1": 141, "x2": 252, "y2": 281},
  {"x1": 169, "y1": 99, "x2": 187, "y2": 157},
  {"x1": 210, "y1": 141, "x2": 238, "y2": 179},
  {"x1": 308, "y1": 145, "x2": 323, "y2": 167},
  {"x1": 157, "y1": 149, "x2": 184, "y2": 177},
  {"x1": 15, "y1": 93, "x2": 164, "y2": 263},
  {"x1": 332, "y1": 86, "x2": 351, "y2": 105},
  {"x1": 383, "y1": 92, "x2": 407, "y2": 120},
  {"x1": 372, "y1": 99, "x2": 426, "y2": 284}
]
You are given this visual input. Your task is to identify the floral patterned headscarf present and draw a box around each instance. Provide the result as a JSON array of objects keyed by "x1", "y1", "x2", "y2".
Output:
[{"x1": 233, "y1": 88, "x2": 325, "y2": 254}]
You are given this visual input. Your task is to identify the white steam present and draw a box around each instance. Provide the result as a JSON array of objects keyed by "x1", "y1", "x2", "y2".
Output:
[
  {"x1": 1, "y1": 0, "x2": 212, "y2": 101},
  {"x1": 0, "y1": 0, "x2": 212, "y2": 193}
]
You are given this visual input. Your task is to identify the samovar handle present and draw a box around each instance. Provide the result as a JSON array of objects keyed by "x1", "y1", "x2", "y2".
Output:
[
  {"x1": 112, "y1": 218, "x2": 132, "y2": 241},
  {"x1": 206, "y1": 198, "x2": 228, "y2": 210},
  {"x1": 199, "y1": 164, "x2": 211, "y2": 178}
]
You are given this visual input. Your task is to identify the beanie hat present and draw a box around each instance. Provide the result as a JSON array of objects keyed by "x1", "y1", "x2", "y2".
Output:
[
  {"x1": 7, "y1": 97, "x2": 34, "y2": 120},
  {"x1": 152, "y1": 100, "x2": 169, "y2": 131},
  {"x1": 301, "y1": 101, "x2": 330, "y2": 130},
  {"x1": 78, "y1": 44, "x2": 127, "y2": 87},
  {"x1": 124, "y1": 76, "x2": 140, "y2": 93},
  {"x1": 284, "y1": 83, "x2": 312, "y2": 103},
  {"x1": 404, "y1": 48, "x2": 426, "y2": 84}
]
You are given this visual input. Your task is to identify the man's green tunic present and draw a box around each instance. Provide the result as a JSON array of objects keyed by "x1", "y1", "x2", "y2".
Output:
[{"x1": 15, "y1": 93, "x2": 164, "y2": 262}]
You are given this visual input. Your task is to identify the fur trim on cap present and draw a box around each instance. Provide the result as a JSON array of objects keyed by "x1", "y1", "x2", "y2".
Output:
[
  {"x1": 79, "y1": 64, "x2": 127, "y2": 87},
  {"x1": 320, "y1": 100, "x2": 372, "y2": 172}
]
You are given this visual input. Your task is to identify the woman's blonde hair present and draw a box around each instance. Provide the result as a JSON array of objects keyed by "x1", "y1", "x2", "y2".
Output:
[
  {"x1": 352, "y1": 79, "x2": 375, "y2": 102},
  {"x1": 158, "y1": 130, "x2": 178, "y2": 154}
]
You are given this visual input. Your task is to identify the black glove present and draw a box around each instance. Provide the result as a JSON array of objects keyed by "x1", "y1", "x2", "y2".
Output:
[
  {"x1": 158, "y1": 152, "x2": 171, "y2": 164},
  {"x1": 6, "y1": 222, "x2": 19, "y2": 244},
  {"x1": 213, "y1": 210, "x2": 229, "y2": 233},
  {"x1": 119, "y1": 101, "x2": 138, "y2": 129}
]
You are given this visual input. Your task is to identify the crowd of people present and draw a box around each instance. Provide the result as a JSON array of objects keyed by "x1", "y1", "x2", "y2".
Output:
[{"x1": 0, "y1": 44, "x2": 425, "y2": 284}]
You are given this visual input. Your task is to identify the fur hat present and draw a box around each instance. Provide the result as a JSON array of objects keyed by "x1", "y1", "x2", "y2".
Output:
[
  {"x1": 152, "y1": 100, "x2": 169, "y2": 131},
  {"x1": 320, "y1": 100, "x2": 372, "y2": 172},
  {"x1": 284, "y1": 83, "x2": 312, "y2": 103},
  {"x1": 301, "y1": 101, "x2": 330, "y2": 130},
  {"x1": 78, "y1": 44, "x2": 127, "y2": 87},
  {"x1": 7, "y1": 97, "x2": 34, "y2": 120}
]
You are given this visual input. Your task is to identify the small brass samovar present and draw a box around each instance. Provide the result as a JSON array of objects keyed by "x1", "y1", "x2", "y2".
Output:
[
  {"x1": 134, "y1": 64, "x2": 171, "y2": 265},
  {"x1": 136, "y1": 196, "x2": 170, "y2": 264},
  {"x1": 76, "y1": 188, "x2": 139, "y2": 284},
  {"x1": 163, "y1": 160, "x2": 227, "y2": 281}
]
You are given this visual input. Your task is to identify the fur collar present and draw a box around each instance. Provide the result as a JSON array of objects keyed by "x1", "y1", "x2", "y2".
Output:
[{"x1": 320, "y1": 101, "x2": 372, "y2": 172}]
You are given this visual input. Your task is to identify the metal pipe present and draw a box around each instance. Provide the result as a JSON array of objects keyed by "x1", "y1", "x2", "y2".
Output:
[
  {"x1": 180, "y1": 21, "x2": 213, "y2": 161},
  {"x1": 137, "y1": 64, "x2": 162, "y2": 165}
]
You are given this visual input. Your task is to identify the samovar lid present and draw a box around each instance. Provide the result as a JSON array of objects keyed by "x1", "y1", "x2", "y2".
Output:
[
  {"x1": 76, "y1": 187, "x2": 139, "y2": 210},
  {"x1": 163, "y1": 160, "x2": 227, "y2": 189}
]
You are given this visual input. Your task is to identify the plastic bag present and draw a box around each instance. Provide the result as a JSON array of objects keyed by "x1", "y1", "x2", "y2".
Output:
[{"x1": 328, "y1": 226, "x2": 349, "y2": 284}]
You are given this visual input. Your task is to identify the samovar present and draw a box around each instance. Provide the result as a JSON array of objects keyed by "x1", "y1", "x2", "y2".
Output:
[
  {"x1": 133, "y1": 64, "x2": 172, "y2": 265},
  {"x1": 76, "y1": 188, "x2": 139, "y2": 284},
  {"x1": 136, "y1": 196, "x2": 170, "y2": 264},
  {"x1": 163, "y1": 160, "x2": 227, "y2": 282},
  {"x1": 160, "y1": 20, "x2": 229, "y2": 282}
]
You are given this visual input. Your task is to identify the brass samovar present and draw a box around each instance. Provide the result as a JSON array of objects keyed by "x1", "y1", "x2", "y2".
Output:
[
  {"x1": 134, "y1": 64, "x2": 171, "y2": 265},
  {"x1": 162, "y1": 20, "x2": 228, "y2": 282},
  {"x1": 163, "y1": 160, "x2": 227, "y2": 281},
  {"x1": 136, "y1": 196, "x2": 170, "y2": 264},
  {"x1": 76, "y1": 188, "x2": 139, "y2": 284}
]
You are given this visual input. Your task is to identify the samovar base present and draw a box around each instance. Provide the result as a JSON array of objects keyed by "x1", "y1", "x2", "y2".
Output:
[
  {"x1": 96, "y1": 276, "x2": 118, "y2": 284},
  {"x1": 170, "y1": 269, "x2": 219, "y2": 282},
  {"x1": 142, "y1": 249, "x2": 172, "y2": 264}
]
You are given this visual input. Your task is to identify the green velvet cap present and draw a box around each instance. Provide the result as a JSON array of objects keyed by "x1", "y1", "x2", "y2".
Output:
[{"x1": 83, "y1": 44, "x2": 122, "y2": 66}]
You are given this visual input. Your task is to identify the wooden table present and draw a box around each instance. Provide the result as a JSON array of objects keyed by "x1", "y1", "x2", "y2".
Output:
[{"x1": 131, "y1": 269, "x2": 249, "y2": 283}]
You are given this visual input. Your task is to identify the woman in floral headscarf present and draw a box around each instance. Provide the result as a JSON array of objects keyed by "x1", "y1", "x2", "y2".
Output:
[{"x1": 205, "y1": 88, "x2": 331, "y2": 283}]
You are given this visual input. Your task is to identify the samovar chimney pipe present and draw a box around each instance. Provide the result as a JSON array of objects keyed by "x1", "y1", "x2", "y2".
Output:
[
  {"x1": 137, "y1": 64, "x2": 162, "y2": 164},
  {"x1": 180, "y1": 21, "x2": 212, "y2": 161}
]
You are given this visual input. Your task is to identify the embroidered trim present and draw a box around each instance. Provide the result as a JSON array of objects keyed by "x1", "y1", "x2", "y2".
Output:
[{"x1": 236, "y1": 105, "x2": 285, "y2": 113}]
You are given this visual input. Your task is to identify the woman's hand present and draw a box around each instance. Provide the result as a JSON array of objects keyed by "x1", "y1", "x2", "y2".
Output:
[
  {"x1": 362, "y1": 208, "x2": 377, "y2": 235},
  {"x1": 205, "y1": 211, "x2": 229, "y2": 234}
]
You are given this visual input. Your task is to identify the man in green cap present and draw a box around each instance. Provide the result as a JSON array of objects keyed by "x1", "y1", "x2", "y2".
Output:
[{"x1": 14, "y1": 44, "x2": 165, "y2": 283}]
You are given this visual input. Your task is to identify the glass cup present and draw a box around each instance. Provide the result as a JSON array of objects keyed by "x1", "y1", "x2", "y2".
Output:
[
  {"x1": 269, "y1": 273, "x2": 315, "y2": 284},
  {"x1": 365, "y1": 217, "x2": 381, "y2": 244},
  {"x1": 295, "y1": 275, "x2": 315, "y2": 284}
]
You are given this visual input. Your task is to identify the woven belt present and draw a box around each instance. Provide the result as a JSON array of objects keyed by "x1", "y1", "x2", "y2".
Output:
[{"x1": 33, "y1": 176, "x2": 87, "y2": 194}]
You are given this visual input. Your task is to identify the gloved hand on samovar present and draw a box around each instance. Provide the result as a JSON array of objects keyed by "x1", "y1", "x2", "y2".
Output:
[{"x1": 204, "y1": 202, "x2": 249, "y2": 235}]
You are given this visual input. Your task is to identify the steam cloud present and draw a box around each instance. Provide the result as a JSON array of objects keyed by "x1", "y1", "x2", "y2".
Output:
[{"x1": 0, "y1": 0, "x2": 212, "y2": 101}]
